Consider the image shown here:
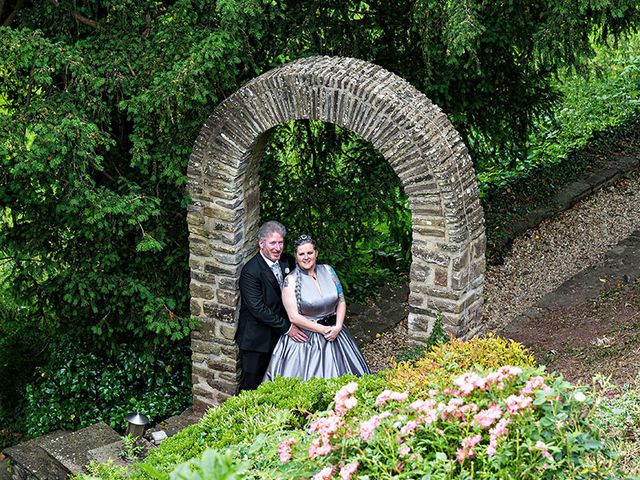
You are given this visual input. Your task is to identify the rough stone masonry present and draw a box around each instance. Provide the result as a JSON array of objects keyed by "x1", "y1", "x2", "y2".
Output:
[{"x1": 186, "y1": 56, "x2": 485, "y2": 411}]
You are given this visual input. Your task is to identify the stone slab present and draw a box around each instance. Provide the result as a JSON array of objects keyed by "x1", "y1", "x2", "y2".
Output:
[
  {"x1": 87, "y1": 437, "x2": 153, "y2": 468},
  {"x1": 145, "y1": 409, "x2": 202, "y2": 440},
  {"x1": 536, "y1": 229, "x2": 640, "y2": 310},
  {"x1": 38, "y1": 422, "x2": 121, "y2": 475},
  {"x1": 3, "y1": 431, "x2": 72, "y2": 480}
]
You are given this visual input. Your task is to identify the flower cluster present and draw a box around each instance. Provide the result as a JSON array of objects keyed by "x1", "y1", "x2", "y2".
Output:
[
  {"x1": 334, "y1": 382, "x2": 358, "y2": 416},
  {"x1": 277, "y1": 437, "x2": 296, "y2": 463},
  {"x1": 276, "y1": 367, "x2": 590, "y2": 478}
]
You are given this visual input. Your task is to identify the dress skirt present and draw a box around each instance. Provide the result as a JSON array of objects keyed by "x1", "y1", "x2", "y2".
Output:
[{"x1": 264, "y1": 326, "x2": 371, "y2": 382}]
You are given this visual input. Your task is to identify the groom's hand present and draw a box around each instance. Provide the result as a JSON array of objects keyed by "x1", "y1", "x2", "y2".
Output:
[{"x1": 287, "y1": 325, "x2": 308, "y2": 343}]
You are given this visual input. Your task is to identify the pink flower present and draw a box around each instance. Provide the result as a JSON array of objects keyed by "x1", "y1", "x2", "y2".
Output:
[
  {"x1": 312, "y1": 465, "x2": 335, "y2": 480},
  {"x1": 456, "y1": 434, "x2": 483, "y2": 463},
  {"x1": 359, "y1": 415, "x2": 382, "y2": 442},
  {"x1": 277, "y1": 437, "x2": 295, "y2": 463},
  {"x1": 409, "y1": 399, "x2": 436, "y2": 412},
  {"x1": 339, "y1": 382, "x2": 358, "y2": 395},
  {"x1": 339, "y1": 461, "x2": 359, "y2": 480},
  {"x1": 490, "y1": 417, "x2": 510, "y2": 438},
  {"x1": 522, "y1": 376, "x2": 550, "y2": 395},
  {"x1": 459, "y1": 403, "x2": 479, "y2": 415},
  {"x1": 335, "y1": 382, "x2": 359, "y2": 416},
  {"x1": 474, "y1": 404, "x2": 503, "y2": 428},
  {"x1": 310, "y1": 413, "x2": 344, "y2": 437},
  {"x1": 400, "y1": 420, "x2": 419, "y2": 437},
  {"x1": 409, "y1": 399, "x2": 439, "y2": 424},
  {"x1": 487, "y1": 417, "x2": 511, "y2": 456},
  {"x1": 505, "y1": 394, "x2": 533, "y2": 414},
  {"x1": 530, "y1": 440, "x2": 554, "y2": 462},
  {"x1": 308, "y1": 437, "x2": 333, "y2": 459},
  {"x1": 442, "y1": 387, "x2": 460, "y2": 396},
  {"x1": 497, "y1": 365, "x2": 522, "y2": 377},
  {"x1": 441, "y1": 398, "x2": 466, "y2": 421},
  {"x1": 453, "y1": 372, "x2": 486, "y2": 395},
  {"x1": 398, "y1": 445, "x2": 411, "y2": 457},
  {"x1": 375, "y1": 390, "x2": 409, "y2": 407}
]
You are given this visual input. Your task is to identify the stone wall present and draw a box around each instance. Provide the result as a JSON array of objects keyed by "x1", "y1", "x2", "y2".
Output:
[{"x1": 186, "y1": 56, "x2": 485, "y2": 411}]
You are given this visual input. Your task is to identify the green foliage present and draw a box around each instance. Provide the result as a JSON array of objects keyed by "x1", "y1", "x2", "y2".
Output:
[
  {"x1": 24, "y1": 342, "x2": 191, "y2": 437},
  {"x1": 80, "y1": 337, "x2": 640, "y2": 479},
  {"x1": 479, "y1": 32, "x2": 640, "y2": 190},
  {"x1": 98, "y1": 364, "x2": 626, "y2": 479},
  {"x1": 142, "y1": 450, "x2": 248, "y2": 480},
  {"x1": 260, "y1": 120, "x2": 411, "y2": 300},
  {"x1": 394, "y1": 312, "x2": 449, "y2": 362},
  {"x1": 84, "y1": 460, "x2": 131, "y2": 480},
  {"x1": 120, "y1": 434, "x2": 146, "y2": 463},
  {"x1": 0, "y1": 286, "x2": 50, "y2": 447},
  {"x1": 590, "y1": 375, "x2": 640, "y2": 475}
]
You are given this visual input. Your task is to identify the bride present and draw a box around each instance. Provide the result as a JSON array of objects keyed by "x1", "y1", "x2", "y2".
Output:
[{"x1": 264, "y1": 234, "x2": 370, "y2": 381}]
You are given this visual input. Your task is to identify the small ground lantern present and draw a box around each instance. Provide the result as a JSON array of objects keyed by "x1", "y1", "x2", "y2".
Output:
[{"x1": 125, "y1": 412, "x2": 149, "y2": 438}]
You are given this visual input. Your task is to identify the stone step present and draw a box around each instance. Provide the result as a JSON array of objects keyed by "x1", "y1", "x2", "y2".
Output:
[
  {"x1": 87, "y1": 437, "x2": 154, "y2": 470},
  {"x1": 145, "y1": 409, "x2": 202, "y2": 444},
  {"x1": 3, "y1": 430, "x2": 73, "y2": 480},
  {"x1": 38, "y1": 422, "x2": 121, "y2": 475},
  {"x1": 3, "y1": 423, "x2": 121, "y2": 479},
  {"x1": 3, "y1": 410, "x2": 203, "y2": 478}
]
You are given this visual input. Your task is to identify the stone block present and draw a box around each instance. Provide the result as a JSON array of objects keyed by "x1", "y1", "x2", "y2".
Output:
[
  {"x1": 205, "y1": 379, "x2": 237, "y2": 396},
  {"x1": 218, "y1": 322, "x2": 237, "y2": 340},
  {"x1": 216, "y1": 289, "x2": 239, "y2": 308},
  {"x1": 38, "y1": 422, "x2": 121, "y2": 475},
  {"x1": 434, "y1": 267, "x2": 449, "y2": 287},
  {"x1": 191, "y1": 340, "x2": 222, "y2": 356},
  {"x1": 189, "y1": 283, "x2": 215, "y2": 300},
  {"x1": 206, "y1": 356, "x2": 237, "y2": 373},
  {"x1": 190, "y1": 298, "x2": 203, "y2": 317}
]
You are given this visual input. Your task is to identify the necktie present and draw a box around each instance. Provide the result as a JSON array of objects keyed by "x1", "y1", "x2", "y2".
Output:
[{"x1": 271, "y1": 263, "x2": 283, "y2": 288}]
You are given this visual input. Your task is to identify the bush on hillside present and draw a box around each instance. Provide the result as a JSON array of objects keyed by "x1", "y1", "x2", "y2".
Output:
[
  {"x1": 78, "y1": 336, "x2": 630, "y2": 479},
  {"x1": 133, "y1": 366, "x2": 619, "y2": 479},
  {"x1": 386, "y1": 334, "x2": 537, "y2": 395}
]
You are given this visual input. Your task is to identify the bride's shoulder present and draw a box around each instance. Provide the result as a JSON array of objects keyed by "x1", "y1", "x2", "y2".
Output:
[{"x1": 282, "y1": 271, "x2": 297, "y2": 289}]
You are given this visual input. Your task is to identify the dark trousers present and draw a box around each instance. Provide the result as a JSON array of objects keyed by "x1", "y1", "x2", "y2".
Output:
[{"x1": 239, "y1": 349, "x2": 272, "y2": 391}]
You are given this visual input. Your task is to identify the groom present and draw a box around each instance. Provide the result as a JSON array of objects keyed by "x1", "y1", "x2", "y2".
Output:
[{"x1": 235, "y1": 220, "x2": 308, "y2": 391}]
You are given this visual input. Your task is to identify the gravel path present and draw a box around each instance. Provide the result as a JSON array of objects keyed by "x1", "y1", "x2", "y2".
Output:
[
  {"x1": 363, "y1": 165, "x2": 640, "y2": 373},
  {"x1": 481, "y1": 167, "x2": 640, "y2": 332}
]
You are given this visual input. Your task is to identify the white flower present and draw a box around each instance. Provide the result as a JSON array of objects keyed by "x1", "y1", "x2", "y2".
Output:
[
  {"x1": 284, "y1": 267, "x2": 290, "y2": 274},
  {"x1": 573, "y1": 391, "x2": 587, "y2": 402}
]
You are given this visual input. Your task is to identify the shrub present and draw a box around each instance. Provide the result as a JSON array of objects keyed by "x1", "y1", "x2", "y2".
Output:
[
  {"x1": 386, "y1": 334, "x2": 537, "y2": 394},
  {"x1": 24, "y1": 343, "x2": 191, "y2": 438},
  {"x1": 0, "y1": 288, "x2": 50, "y2": 447},
  {"x1": 152, "y1": 366, "x2": 621, "y2": 479},
  {"x1": 590, "y1": 375, "x2": 640, "y2": 476},
  {"x1": 394, "y1": 313, "x2": 449, "y2": 363}
]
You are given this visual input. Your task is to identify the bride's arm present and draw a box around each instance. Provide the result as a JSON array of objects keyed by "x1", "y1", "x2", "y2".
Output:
[
  {"x1": 324, "y1": 265, "x2": 346, "y2": 341},
  {"x1": 282, "y1": 275, "x2": 330, "y2": 335}
]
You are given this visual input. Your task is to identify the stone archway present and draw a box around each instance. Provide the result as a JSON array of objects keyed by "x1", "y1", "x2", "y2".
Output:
[{"x1": 186, "y1": 56, "x2": 485, "y2": 410}]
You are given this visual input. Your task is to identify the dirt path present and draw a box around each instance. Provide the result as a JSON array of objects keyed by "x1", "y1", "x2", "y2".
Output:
[{"x1": 497, "y1": 231, "x2": 640, "y2": 385}]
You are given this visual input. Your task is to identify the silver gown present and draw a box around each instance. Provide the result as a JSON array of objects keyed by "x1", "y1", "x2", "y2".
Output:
[{"x1": 264, "y1": 265, "x2": 371, "y2": 381}]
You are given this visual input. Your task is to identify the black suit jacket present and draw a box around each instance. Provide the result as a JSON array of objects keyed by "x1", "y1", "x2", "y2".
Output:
[{"x1": 235, "y1": 252, "x2": 295, "y2": 353}]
